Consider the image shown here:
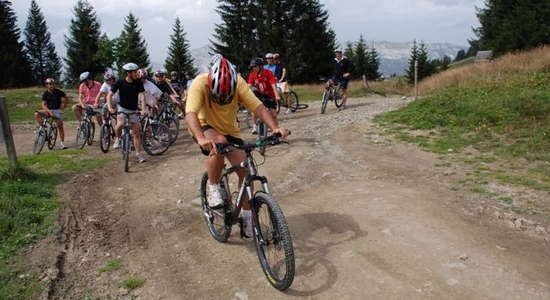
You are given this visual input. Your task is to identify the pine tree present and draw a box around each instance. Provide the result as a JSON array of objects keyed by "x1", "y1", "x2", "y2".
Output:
[
  {"x1": 115, "y1": 12, "x2": 150, "y2": 74},
  {"x1": 64, "y1": 0, "x2": 102, "y2": 84},
  {"x1": 211, "y1": 0, "x2": 257, "y2": 73},
  {"x1": 164, "y1": 17, "x2": 197, "y2": 77},
  {"x1": 353, "y1": 35, "x2": 368, "y2": 80},
  {"x1": 24, "y1": 0, "x2": 62, "y2": 84},
  {"x1": 95, "y1": 33, "x2": 116, "y2": 73},
  {"x1": 365, "y1": 44, "x2": 381, "y2": 81},
  {"x1": 473, "y1": 0, "x2": 550, "y2": 57},
  {"x1": 211, "y1": 0, "x2": 336, "y2": 83},
  {"x1": 406, "y1": 40, "x2": 435, "y2": 84},
  {"x1": 0, "y1": 0, "x2": 33, "y2": 88}
]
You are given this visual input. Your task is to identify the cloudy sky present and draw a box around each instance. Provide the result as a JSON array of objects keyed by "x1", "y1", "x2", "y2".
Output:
[{"x1": 11, "y1": 0, "x2": 485, "y2": 64}]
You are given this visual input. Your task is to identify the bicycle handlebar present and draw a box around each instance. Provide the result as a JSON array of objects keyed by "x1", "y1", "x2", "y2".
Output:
[
  {"x1": 216, "y1": 132, "x2": 291, "y2": 154},
  {"x1": 35, "y1": 110, "x2": 59, "y2": 120}
]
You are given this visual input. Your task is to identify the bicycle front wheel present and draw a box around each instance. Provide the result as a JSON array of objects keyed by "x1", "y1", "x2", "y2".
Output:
[
  {"x1": 47, "y1": 125, "x2": 58, "y2": 150},
  {"x1": 75, "y1": 123, "x2": 88, "y2": 149},
  {"x1": 252, "y1": 192, "x2": 295, "y2": 291},
  {"x1": 86, "y1": 122, "x2": 95, "y2": 145},
  {"x1": 257, "y1": 121, "x2": 267, "y2": 156},
  {"x1": 99, "y1": 123, "x2": 111, "y2": 153},
  {"x1": 33, "y1": 130, "x2": 46, "y2": 155},
  {"x1": 321, "y1": 90, "x2": 329, "y2": 114},
  {"x1": 334, "y1": 90, "x2": 344, "y2": 108},
  {"x1": 200, "y1": 172, "x2": 231, "y2": 242},
  {"x1": 142, "y1": 122, "x2": 172, "y2": 156},
  {"x1": 121, "y1": 132, "x2": 131, "y2": 172}
]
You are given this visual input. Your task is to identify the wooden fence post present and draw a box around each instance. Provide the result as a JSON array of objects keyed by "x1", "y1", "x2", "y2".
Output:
[{"x1": 0, "y1": 96, "x2": 18, "y2": 169}]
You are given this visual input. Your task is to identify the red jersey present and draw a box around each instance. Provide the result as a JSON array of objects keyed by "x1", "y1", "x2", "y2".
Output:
[{"x1": 247, "y1": 69, "x2": 277, "y2": 98}]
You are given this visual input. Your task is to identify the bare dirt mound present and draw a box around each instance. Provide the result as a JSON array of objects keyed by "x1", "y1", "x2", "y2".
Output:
[{"x1": 18, "y1": 96, "x2": 550, "y2": 300}]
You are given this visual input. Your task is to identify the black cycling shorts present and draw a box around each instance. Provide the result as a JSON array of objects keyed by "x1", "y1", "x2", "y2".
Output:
[{"x1": 253, "y1": 91, "x2": 278, "y2": 110}]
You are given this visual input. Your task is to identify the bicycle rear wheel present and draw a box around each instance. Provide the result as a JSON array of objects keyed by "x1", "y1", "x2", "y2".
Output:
[
  {"x1": 161, "y1": 116, "x2": 179, "y2": 145},
  {"x1": 47, "y1": 125, "x2": 58, "y2": 150},
  {"x1": 99, "y1": 123, "x2": 111, "y2": 153},
  {"x1": 33, "y1": 130, "x2": 46, "y2": 155},
  {"x1": 321, "y1": 90, "x2": 329, "y2": 114},
  {"x1": 200, "y1": 172, "x2": 231, "y2": 242},
  {"x1": 252, "y1": 192, "x2": 295, "y2": 291},
  {"x1": 142, "y1": 122, "x2": 172, "y2": 156},
  {"x1": 75, "y1": 123, "x2": 88, "y2": 149},
  {"x1": 288, "y1": 91, "x2": 299, "y2": 112}
]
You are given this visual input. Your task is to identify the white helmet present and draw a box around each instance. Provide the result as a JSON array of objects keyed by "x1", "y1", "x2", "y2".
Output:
[
  {"x1": 122, "y1": 62, "x2": 139, "y2": 72},
  {"x1": 79, "y1": 71, "x2": 90, "y2": 82}
]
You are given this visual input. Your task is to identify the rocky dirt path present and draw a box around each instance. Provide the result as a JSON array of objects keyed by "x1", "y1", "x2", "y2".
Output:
[{"x1": 11, "y1": 95, "x2": 550, "y2": 299}]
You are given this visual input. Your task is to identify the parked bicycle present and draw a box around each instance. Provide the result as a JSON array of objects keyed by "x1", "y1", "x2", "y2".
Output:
[
  {"x1": 319, "y1": 76, "x2": 344, "y2": 114},
  {"x1": 99, "y1": 110, "x2": 116, "y2": 153},
  {"x1": 199, "y1": 133, "x2": 295, "y2": 291},
  {"x1": 33, "y1": 111, "x2": 58, "y2": 155},
  {"x1": 75, "y1": 106, "x2": 99, "y2": 149}
]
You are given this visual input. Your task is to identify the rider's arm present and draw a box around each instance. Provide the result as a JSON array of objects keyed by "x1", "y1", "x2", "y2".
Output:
[
  {"x1": 279, "y1": 67, "x2": 287, "y2": 82},
  {"x1": 139, "y1": 92, "x2": 147, "y2": 115},
  {"x1": 186, "y1": 111, "x2": 216, "y2": 153},
  {"x1": 94, "y1": 91, "x2": 105, "y2": 108},
  {"x1": 254, "y1": 104, "x2": 290, "y2": 138},
  {"x1": 106, "y1": 91, "x2": 114, "y2": 112},
  {"x1": 63, "y1": 94, "x2": 70, "y2": 110}
]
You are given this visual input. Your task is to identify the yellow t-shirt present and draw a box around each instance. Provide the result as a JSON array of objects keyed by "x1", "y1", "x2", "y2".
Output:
[{"x1": 186, "y1": 74, "x2": 261, "y2": 138}]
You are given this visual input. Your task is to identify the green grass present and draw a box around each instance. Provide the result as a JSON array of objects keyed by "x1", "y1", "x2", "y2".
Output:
[
  {"x1": 0, "y1": 88, "x2": 78, "y2": 123},
  {"x1": 0, "y1": 152, "x2": 110, "y2": 300},
  {"x1": 122, "y1": 278, "x2": 146, "y2": 290},
  {"x1": 98, "y1": 258, "x2": 122, "y2": 274}
]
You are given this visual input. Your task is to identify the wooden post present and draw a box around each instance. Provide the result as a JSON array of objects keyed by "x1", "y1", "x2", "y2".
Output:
[
  {"x1": 0, "y1": 96, "x2": 18, "y2": 169},
  {"x1": 414, "y1": 60, "x2": 419, "y2": 100}
]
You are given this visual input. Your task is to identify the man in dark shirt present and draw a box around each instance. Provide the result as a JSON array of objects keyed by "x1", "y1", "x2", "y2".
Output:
[
  {"x1": 34, "y1": 78, "x2": 70, "y2": 149},
  {"x1": 329, "y1": 49, "x2": 352, "y2": 110},
  {"x1": 154, "y1": 69, "x2": 185, "y2": 118},
  {"x1": 106, "y1": 62, "x2": 148, "y2": 163}
]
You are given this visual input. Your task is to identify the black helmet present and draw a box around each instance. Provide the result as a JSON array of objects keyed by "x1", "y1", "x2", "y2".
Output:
[{"x1": 249, "y1": 57, "x2": 264, "y2": 69}]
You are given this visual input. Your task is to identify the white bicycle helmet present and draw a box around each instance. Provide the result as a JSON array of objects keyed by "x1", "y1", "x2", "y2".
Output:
[
  {"x1": 103, "y1": 72, "x2": 115, "y2": 81},
  {"x1": 122, "y1": 62, "x2": 139, "y2": 72},
  {"x1": 79, "y1": 71, "x2": 90, "y2": 82},
  {"x1": 208, "y1": 56, "x2": 237, "y2": 106}
]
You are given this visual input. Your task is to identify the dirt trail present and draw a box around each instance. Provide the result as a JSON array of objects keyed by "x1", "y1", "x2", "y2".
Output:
[{"x1": 10, "y1": 96, "x2": 550, "y2": 299}]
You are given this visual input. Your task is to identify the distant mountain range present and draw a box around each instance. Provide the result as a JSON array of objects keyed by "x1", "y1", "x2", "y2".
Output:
[{"x1": 158, "y1": 41, "x2": 468, "y2": 77}]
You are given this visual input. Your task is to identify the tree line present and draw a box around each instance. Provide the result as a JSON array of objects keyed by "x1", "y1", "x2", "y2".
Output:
[{"x1": 1, "y1": 0, "x2": 548, "y2": 89}]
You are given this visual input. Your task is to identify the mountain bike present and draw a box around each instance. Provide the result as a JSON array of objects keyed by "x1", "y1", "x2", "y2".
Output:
[
  {"x1": 199, "y1": 133, "x2": 295, "y2": 291},
  {"x1": 99, "y1": 110, "x2": 116, "y2": 153},
  {"x1": 319, "y1": 76, "x2": 344, "y2": 114},
  {"x1": 75, "y1": 106, "x2": 99, "y2": 149},
  {"x1": 33, "y1": 111, "x2": 58, "y2": 155}
]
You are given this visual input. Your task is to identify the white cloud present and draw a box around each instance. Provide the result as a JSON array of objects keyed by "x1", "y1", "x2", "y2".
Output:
[{"x1": 11, "y1": 0, "x2": 484, "y2": 64}]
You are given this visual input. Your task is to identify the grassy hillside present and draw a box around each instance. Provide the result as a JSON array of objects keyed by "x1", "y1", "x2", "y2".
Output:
[{"x1": 374, "y1": 46, "x2": 550, "y2": 195}]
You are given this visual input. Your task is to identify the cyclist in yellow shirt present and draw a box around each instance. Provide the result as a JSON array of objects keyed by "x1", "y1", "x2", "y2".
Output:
[{"x1": 186, "y1": 54, "x2": 290, "y2": 234}]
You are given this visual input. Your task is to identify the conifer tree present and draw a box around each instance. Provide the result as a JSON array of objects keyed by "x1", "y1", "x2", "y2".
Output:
[
  {"x1": 473, "y1": 0, "x2": 550, "y2": 56},
  {"x1": 406, "y1": 40, "x2": 435, "y2": 84},
  {"x1": 24, "y1": 0, "x2": 62, "y2": 84},
  {"x1": 365, "y1": 44, "x2": 381, "y2": 81},
  {"x1": 95, "y1": 33, "x2": 116, "y2": 73},
  {"x1": 64, "y1": 0, "x2": 102, "y2": 84},
  {"x1": 164, "y1": 17, "x2": 197, "y2": 77},
  {"x1": 0, "y1": 0, "x2": 33, "y2": 88},
  {"x1": 211, "y1": 0, "x2": 256, "y2": 73},
  {"x1": 353, "y1": 35, "x2": 368, "y2": 80},
  {"x1": 115, "y1": 12, "x2": 150, "y2": 74},
  {"x1": 211, "y1": 0, "x2": 336, "y2": 83}
]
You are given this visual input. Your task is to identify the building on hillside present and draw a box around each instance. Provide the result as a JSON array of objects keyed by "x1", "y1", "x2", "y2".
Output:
[{"x1": 474, "y1": 51, "x2": 492, "y2": 63}]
